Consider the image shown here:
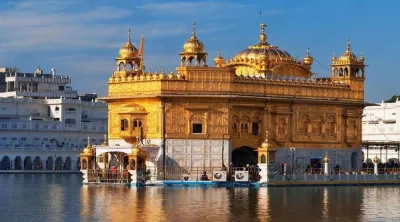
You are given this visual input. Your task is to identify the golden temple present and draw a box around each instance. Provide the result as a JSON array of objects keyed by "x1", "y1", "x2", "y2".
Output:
[{"x1": 98, "y1": 20, "x2": 367, "y2": 174}]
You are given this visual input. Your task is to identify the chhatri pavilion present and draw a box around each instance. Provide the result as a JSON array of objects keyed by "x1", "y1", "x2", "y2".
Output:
[{"x1": 91, "y1": 20, "x2": 367, "y2": 179}]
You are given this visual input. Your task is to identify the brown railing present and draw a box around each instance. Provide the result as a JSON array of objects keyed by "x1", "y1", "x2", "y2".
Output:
[{"x1": 86, "y1": 169, "x2": 131, "y2": 183}]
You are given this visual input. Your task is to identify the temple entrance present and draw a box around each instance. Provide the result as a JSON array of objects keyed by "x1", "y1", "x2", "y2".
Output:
[
  {"x1": 1, "y1": 156, "x2": 10, "y2": 170},
  {"x1": 106, "y1": 152, "x2": 129, "y2": 170},
  {"x1": 232, "y1": 146, "x2": 258, "y2": 167}
]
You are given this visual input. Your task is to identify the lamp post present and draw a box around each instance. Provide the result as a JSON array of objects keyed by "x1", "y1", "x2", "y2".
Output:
[{"x1": 290, "y1": 147, "x2": 296, "y2": 175}]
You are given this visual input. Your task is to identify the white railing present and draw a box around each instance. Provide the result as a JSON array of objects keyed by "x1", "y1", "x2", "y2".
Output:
[{"x1": 0, "y1": 120, "x2": 105, "y2": 132}]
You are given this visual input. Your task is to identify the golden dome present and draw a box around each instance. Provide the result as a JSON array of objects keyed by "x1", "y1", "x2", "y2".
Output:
[
  {"x1": 118, "y1": 29, "x2": 138, "y2": 59},
  {"x1": 231, "y1": 23, "x2": 293, "y2": 61},
  {"x1": 373, "y1": 155, "x2": 380, "y2": 163},
  {"x1": 303, "y1": 49, "x2": 314, "y2": 65},
  {"x1": 182, "y1": 22, "x2": 204, "y2": 53},
  {"x1": 214, "y1": 49, "x2": 225, "y2": 67},
  {"x1": 323, "y1": 153, "x2": 330, "y2": 163},
  {"x1": 82, "y1": 137, "x2": 94, "y2": 155}
]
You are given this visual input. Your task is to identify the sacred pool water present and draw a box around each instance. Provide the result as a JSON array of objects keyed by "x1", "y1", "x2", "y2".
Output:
[{"x1": 0, "y1": 174, "x2": 399, "y2": 221}]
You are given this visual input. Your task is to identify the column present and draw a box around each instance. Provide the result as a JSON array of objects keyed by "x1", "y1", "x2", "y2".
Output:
[
  {"x1": 373, "y1": 155, "x2": 380, "y2": 176},
  {"x1": 323, "y1": 153, "x2": 330, "y2": 176}
]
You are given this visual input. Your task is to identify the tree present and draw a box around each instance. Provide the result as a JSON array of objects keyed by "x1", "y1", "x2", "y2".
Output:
[{"x1": 385, "y1": 95, "x2": 399, "y2": 103}]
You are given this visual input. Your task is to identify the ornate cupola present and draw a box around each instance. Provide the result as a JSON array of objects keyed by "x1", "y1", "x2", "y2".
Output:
[
  {"x1": 331, "y1": 38, "x2": 366, "y2": 80},
  {"x1": 213, "y1": 49, "x2": 225, "y2": 67},
  {"x1": 179, "y1": 22, "x2": 208, "y2": 67},
  {"x1": 114, "y1": 29, "x2": 144, "y2": 78},
  {"x1": 331, "y1": 38, "x2": 366, "y2": 100}
]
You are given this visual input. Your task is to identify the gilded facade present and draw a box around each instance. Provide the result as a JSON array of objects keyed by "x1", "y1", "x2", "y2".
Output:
[{"x1": 101, "y1": 22, "x2": 367, "y2": 171}]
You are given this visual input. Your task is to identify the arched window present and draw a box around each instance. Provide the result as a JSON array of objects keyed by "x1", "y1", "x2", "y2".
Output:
[
  {"x1": 232, "y1": 123, "x2": 237, "y2": 134},
  {"x1": 121, "y1": 119, "x2": 128, "y2": 131},
  {"x1": 334, "y1": 69, "x2": 338, "y2": 77},
  {"x1": 300, "y1": 115, "x2": 309, "y2": 135},
  {"x1": 339, "y1": 68, "x2": 343, "y2": 77},
  {"x1": 118, "y1": 62, "x2": 124, "y2": 71},
  {"x1": 251, "y1": 122, "x2": 259, "y2": 136},
  {"x1": 126, "y1": 63, "x2": 132, "y2": 71},
  {"x1": 344, "y1": 68, "x2": 348, "y2": 76},
  {"x1": 261, "y1": 154, "x2": 266, "y2": 164}
]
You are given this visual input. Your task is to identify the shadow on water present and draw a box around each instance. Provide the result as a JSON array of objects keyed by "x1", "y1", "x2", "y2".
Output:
[{"x1": 0, "y1": 174, "x2": 400, "y2": 221}]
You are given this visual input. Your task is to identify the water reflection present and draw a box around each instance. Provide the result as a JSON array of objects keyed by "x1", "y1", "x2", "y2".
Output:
[{"x1": 1, "y1": 175, "x2": 400, "y2": 221}]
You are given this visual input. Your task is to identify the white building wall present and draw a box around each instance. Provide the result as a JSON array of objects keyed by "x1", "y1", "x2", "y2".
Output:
[{"x1": 362, "y1": 100, "x2": 400, "y2": 163}]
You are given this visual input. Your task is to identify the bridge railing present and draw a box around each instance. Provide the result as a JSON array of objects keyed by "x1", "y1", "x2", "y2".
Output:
[{"x1": 156, "y1": 166, "x2": 260, "y2": 181}]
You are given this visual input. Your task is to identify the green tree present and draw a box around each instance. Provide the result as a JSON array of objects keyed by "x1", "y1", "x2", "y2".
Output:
[{"x1": 385, "y1": 95, "x2": 399, "y2": 103}]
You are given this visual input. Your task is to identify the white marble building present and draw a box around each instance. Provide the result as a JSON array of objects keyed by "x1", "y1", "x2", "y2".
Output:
[
  {"x1": 0, "y1": 67, "x2": 108, "y2": 170},
  {"x1": 362, "y1": 99, "x2": 400, "y2": 163}
]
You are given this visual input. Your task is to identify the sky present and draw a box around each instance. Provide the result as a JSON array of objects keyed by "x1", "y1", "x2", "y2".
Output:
[{"x1": 0, "y1": 0, "x2": 398, "y2": 102}]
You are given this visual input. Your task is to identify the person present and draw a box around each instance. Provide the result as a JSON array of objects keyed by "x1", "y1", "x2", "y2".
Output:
[{"x1": 200, "y1": 171, "x2": 209, "y2": 181}]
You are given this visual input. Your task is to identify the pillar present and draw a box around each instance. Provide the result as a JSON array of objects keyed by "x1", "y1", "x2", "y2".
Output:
[
  {"x1": 373, "y1": 155, "x2": 380, "y2": 176},
  {"x1": 323, "y1": 154, "x2": 330, "y2": 176},
  {"x1": 257, "y1": 132, "x2": 277, "y2": 184}
]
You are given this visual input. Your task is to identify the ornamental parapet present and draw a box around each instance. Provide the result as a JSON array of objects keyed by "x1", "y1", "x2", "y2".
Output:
[
  {"x1": 234, "y1": 75, "x2": 350, "y2": 89},
  {"x1": 109, "y1": 72, "x2": 186, "y2": 83}
]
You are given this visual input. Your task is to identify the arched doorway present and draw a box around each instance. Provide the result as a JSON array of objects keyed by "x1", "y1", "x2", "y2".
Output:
[
  {"x1": 351, "y1": 152, "x2": 358, "y2": 169},
  {"x1": 33, "y1": 156, "x2": 42, "y2": 170},
  {"x1": 46, "y1": 157, "x2": 53, "y2": 170},
  {"x1": 65, "y1": 157, "x2": 72, "y2": 170},
  {"x1": 232, "y1": 146, "x2": 258, "y2": 167},
  {"x1": 55, "y1": 157, "x2": 63, "y2": 170},
  {"x1": 77, "y1": 157, "x2": 81, "y2": 170},
  {"x1": 24, "y1": 156, "x2": 32, "y2": 170},
  {"x1": 15, "y1": 156, "x2": 22, "y2": 170},
  {"x1": 1, "y1": 156, "x2": 10, "y2": 170}
]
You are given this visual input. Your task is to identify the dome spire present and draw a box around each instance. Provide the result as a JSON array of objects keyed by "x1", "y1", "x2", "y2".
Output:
[
  {"x1": 346, "y1": 37, "x2": 351, "y2": 52},
  {"x1": 259, "y1": 12, "x2": 267, "y2": 44},
  {"x1": 192, "y1": 22, "x2": 196, "y2": 37},
  {"x1": 128, "y1": 29, "x2": 131, "y2": 43}
]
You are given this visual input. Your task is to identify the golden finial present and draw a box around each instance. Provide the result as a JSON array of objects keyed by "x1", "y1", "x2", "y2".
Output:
[
  {"x1": 346, "y1": 37, "x2": 351, "y2": 52},
  {"x1": 102, "y1": 134, "x2": 108, "y2": 146},
  {"x1": 192, "y1": 22, "x2": 196, "y2": 36},
  {"x1": 161, "y1": 67, "x2": 165, "y2": 74},
  {"x1": 306, "y1": 48, "x2": 310, "y2": 57},
  {"x1": 360, "y1": 52, "x2": 364, "y2": 61},
  {"x1": 87, "y1": 137, "x2": 91, "y2": 147},
  {"x1": 128, "y1": 29, "x2": 131, "y2": 43},
  {"x1": 217, "y1": 49, "x2": 221, "y2": 57}
]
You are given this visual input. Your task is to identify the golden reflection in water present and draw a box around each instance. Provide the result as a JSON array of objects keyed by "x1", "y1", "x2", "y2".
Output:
[
  {"x1": 322, "y1": 187, "x2": 328, "y2": 220},
  {"x1": 257, "y1": 188, "x2": 270, "y2": 221},
  {"x1": 77, "y1": 184, "x2": 400, "y2": 221}
]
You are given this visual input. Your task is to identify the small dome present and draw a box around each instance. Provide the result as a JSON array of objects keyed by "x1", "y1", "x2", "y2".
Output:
[
  {"x1": 214, "y1": 49, "x2": 225, "y2": 67},
  {"x1": 182, "y1": 22, "x2": 204, "y2": 53},
  {"x1": 118, "y1": 29, "x2": 139, "y2": 59},
  {"x1": 373, "y1": 155, "x2": 380, "y2": 163},
  {"x1": 303, "y1": 49, "x2": 313, "y2": 65},
  {"x1": 183, "y1": 36, "x2": 204, "y2": 53}
]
